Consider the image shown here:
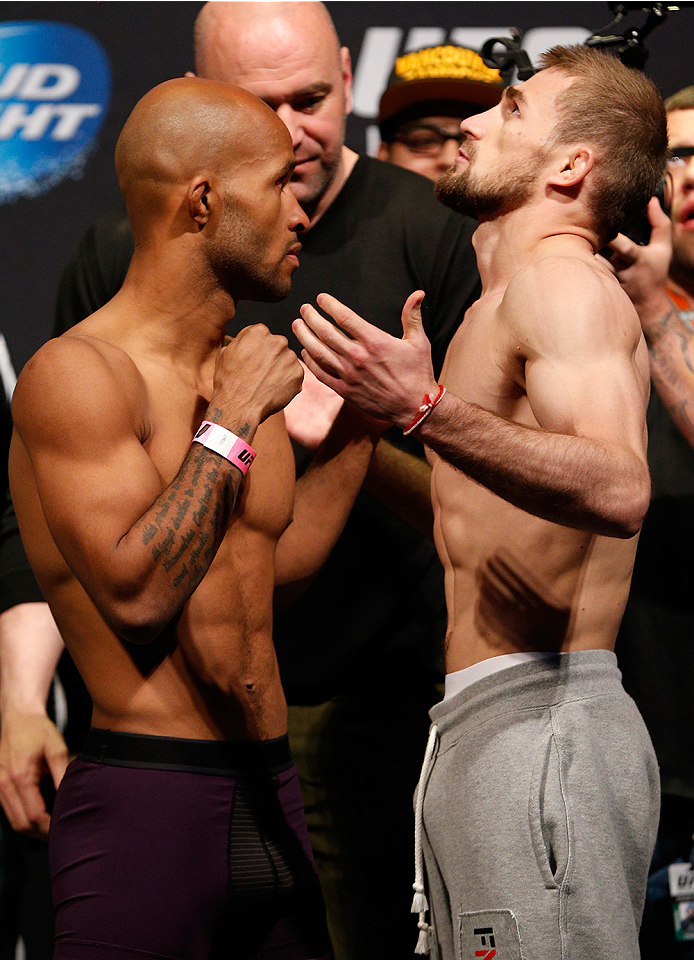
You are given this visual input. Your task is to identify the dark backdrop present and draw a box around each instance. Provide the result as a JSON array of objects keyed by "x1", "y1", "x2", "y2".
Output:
[{"x1": 1, "y1": 1, "x2": 691, "y2": 371}]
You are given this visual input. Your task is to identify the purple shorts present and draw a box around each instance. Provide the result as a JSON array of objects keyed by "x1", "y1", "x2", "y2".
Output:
[{"x1": 49, "y1": 728, "x2": 331, "y2": 960}]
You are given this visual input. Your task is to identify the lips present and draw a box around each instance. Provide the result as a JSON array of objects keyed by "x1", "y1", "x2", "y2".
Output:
[
  {"x1": 292, "y1": 155, "x2": 319, "y2": 173},
  {"x1": 286, "y1": 242, "x2": 302, "y2": 263},
  {"x1": 677, "y1": 197, "x2": 694, "y2": 228}
]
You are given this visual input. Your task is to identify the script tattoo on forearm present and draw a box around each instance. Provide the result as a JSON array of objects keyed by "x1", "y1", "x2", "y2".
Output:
[
  {"x1": 648, "y1": 305, "x2": 694, "y2": 449},
  {"x1": 134, "y1": 444, "x2": 242, "y2": 597}
]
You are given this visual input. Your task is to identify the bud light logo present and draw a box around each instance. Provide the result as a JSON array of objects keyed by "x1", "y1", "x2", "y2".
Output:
[{"x1": 0, "y1": 21, "x2": 110, "y2": 203}]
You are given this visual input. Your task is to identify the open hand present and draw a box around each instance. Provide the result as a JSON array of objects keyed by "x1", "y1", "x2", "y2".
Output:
[{"x1": 292, "y1": 290, "x2": 438, "y2": 430}]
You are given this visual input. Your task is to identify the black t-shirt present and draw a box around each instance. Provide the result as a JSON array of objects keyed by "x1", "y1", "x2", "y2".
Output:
[{"x1": 46, "y1": 155, "x2": 482, "y2": 702}]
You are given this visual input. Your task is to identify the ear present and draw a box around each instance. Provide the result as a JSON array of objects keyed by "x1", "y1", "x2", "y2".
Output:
[
  {"x1": 548, "y1": 146, "x2": 595, "y2": 189},
  {"x1": 340, "y1": 47, "x2": 353, "y2": 117},
  {"x1": 377, "y1": 141, "x2": 391, "y2": 163},
  {"x1": 187, "y1": 175, "x2": 213, "y2": 228}
]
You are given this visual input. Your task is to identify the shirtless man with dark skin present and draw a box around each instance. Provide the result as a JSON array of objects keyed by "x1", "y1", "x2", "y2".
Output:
[
  {"x1": 9, "y1": 77, "x2": 380, "y2": 960},
  {"x1": 296, "y1": 46, "x2": 668, "y2": 960}
]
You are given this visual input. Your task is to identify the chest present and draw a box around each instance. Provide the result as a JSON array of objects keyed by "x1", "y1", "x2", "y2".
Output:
[
  {"x1": 140, "y1": 381, "x2": 295, "y2": 542},
  {"x1": 441, "y1": 299, "x2": 529, "y2": 421}
]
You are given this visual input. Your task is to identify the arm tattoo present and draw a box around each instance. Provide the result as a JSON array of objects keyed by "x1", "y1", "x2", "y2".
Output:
[
  {"x1": 134, "y1": 443, "x2": 242, "y2": 599},
  {"x1": 648, "y1": 305, "x2": 694, "y2": 449}
]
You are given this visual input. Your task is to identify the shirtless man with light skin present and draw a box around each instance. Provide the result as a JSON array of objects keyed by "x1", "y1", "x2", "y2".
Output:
[
  {"x1": 296, "y1": 46, "x2": 667, "y2": 960},
  {"x1": 9, "y1": 77, "x2": 380, "y2": 960}
]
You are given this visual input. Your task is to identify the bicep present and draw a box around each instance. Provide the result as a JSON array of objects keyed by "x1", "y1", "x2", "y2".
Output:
[
  {"x1": 526, "y1": 349, "x2": 647, "y2": 452},
  {"x1": 13, "y1": 343, "x2": 162, "y2": 589}
]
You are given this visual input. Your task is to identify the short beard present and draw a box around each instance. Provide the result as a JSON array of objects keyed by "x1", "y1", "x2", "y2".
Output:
[
  {"x1": 435, "y1": 147, "x2": 547, "y2": 220},
  {"x1": 209, "y1": 202, "x2": 292, "y2": 304}
]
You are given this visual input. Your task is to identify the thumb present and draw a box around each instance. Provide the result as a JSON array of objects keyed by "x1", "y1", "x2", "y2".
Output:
[
  {"x1": 401, "y1": 290, "x2": 427, "y2": 341},
  {"x1": 647, "y1": 196, "x2": 672, "y2": 244},
  {"x1": 46, "y1": 737, "x2": 69, "y2": 791}
]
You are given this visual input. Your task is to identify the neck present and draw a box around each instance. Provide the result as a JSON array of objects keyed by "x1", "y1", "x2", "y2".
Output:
[
  {"x1": 471, "y1": 202, "x2": 597, "y2": 291},
  {"x1": 112, "y1": 244, "x2": 236, "y2": 372},
  {"x1": 305, "y1": 146, "x2": 358, "y2": 228}
]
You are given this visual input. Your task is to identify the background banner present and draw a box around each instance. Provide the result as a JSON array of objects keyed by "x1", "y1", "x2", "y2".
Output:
[{"x1": 0, "y1": 1, "x2": 691, "y2": 370}]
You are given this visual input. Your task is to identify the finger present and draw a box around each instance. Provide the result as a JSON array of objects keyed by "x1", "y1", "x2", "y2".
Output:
[
  {"x1": 292, "y1": 316, "x2": 345, "y2": 379},
  {"x1": 300, "y1": 350, "x2": 348, "y2": 398},
  {"x1": 646, "y1": 196, "x2": 672, "y2": 244},
  {"x1": 0, "y1": 776, "x2": 32, "y2": 833},
  {"x1": 400, "y1": 290, "x2": 427, "y2": 342},
  {"x1": 46, "y1": 743, "x2": 69, "y2": 790},
  {"x1": 298, "y1": 302, "x2": 356, "y2": 357},
  {"x1": 314, "y1": 293, "x2": 377, "y2": 342},
  {"x1": 17, "y1": 780, "x2": 51, "y2": 837},
  {"x1": 608, "y1": 233, "x2": 637, "y2": 264}
]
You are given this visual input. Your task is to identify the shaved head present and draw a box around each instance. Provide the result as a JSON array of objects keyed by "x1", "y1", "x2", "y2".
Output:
[
  {"x1": 194, "y1": 2, "x2": 341, "y2": 83},
  {"x1": 115, "y1": 77, "x2": 291, "y2": 242},
  {"x1": 191, "y1": 2, "x2": 351, "y2": 219}
]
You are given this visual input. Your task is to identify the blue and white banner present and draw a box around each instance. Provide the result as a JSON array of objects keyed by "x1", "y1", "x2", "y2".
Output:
[{"x1": 0, "y1": 20, "x2": 110, "y2": 203}]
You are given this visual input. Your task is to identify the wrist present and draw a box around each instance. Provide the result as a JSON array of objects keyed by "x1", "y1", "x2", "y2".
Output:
[
  {"x1": 402, "y1": 384, "x2": 446, "y2": 436},
  {"x1": 0, "y1": 697, "x2": 50, "y2": 718},
  {"x1": 192, "y1": 421, "x2": 257, "y2": 475}
]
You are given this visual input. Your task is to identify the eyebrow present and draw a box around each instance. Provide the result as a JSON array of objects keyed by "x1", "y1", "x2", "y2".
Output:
[
  {"x1": 277, "y1": 158, "x2": 296, "y2": 180},
  {"x1": 291, "y1": 82, "x2": 332, "y2": 98},
  {"x1": 502, "y1": 86, "x2": 526, "y2": 108},
  {"x1": 263, "y1": 82, "x2": 332, "y2": 109}
]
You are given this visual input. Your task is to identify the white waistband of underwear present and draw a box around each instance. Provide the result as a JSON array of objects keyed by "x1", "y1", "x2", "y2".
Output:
[{"x1": 444, "y1": 651, "x2": 569, "y2": 701}]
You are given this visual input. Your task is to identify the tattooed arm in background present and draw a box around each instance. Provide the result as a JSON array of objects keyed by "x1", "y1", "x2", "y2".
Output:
[{"x1": 609, "y1": 197, "x2": 694, "y2": 450}]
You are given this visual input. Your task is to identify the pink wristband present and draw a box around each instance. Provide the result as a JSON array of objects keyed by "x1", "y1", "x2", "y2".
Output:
[
  {"x1": 192, "y1": 421, "x2": 256, "y2": 475},
  {"x1": 403, "y1": 384, "x2": 446, "y2": 436}
]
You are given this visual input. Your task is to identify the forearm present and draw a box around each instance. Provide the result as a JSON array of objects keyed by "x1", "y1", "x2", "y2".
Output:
[
  {"x1": 98, "y1": 441, "x2": 246, "y2": 644},
  {"x1": 416, "y1": 394, "x2": 649, "y2": 538},
  {"x1": 0, "y1": 603, "x2": 64, "y2": 714},
  {"x1": 639, "y1": 300, "x2": 694, "y2": 449},
  {"x1": 362, "y1": 439, "x2": 434, "y2": 540},
  {"x1": 274, "y1": 406, "x2": 379, "y2": 596}
]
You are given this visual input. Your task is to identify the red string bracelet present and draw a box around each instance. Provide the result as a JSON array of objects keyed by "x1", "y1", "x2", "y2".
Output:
[{"x1": 403, "y1": 384, "x2": 446, "y2": 436}]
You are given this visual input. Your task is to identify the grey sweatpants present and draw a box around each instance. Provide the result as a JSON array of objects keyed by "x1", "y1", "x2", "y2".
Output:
[{"x1": 420, "y1": 651, "x2": 659, "y2": 960}]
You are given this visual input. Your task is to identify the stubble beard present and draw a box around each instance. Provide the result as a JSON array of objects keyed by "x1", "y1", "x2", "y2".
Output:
[
  {"x1": 435, "y1": 146, "x2": 546, "y2": 220},
  {"x1": 291, "y1": 116, "x2": 346, "y2": 220},
  {"x1": 210, "y1": 206, "x2": 293, "y2": 304}
]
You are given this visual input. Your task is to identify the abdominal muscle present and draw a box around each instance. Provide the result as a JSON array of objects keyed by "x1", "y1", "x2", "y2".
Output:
[
  {"x1": 39, "y1": 526, "x2": 288, "y2": 743},
  {"x1": 431, "y1": 456, "x2": 639, "y2": 674}
]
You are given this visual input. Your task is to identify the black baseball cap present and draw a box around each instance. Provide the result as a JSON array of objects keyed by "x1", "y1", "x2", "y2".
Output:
[{"x1": 378, "y1": 45, "x2": 505, "y2": 140}]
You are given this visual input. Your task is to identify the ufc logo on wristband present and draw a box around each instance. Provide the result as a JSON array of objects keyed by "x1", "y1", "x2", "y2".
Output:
[{"x1": 192, "y1": 421, "x2": 256, "y2": 475}]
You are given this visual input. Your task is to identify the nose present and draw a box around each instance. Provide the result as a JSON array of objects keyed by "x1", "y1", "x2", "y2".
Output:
[
  {"x1": 461, "y1": 103, "x2": 496, "y2": 141},
  {"x1": 275, "y1": 103, "x2": 303, "y2": 152},
  {"x1": 682, "y1": 155, "x2": 694, "y2": 188},
  {"x1": 289, "y1": 191, "x2": 309, "y2": 233}
]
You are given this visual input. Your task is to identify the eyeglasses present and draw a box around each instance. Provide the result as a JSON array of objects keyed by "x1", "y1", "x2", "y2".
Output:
[
  {"x1": 668, "y1": 146, "x2": 694, "y2": 168},
  {"x1": 392, "y1": 124, "x2": 465, "y2": 157}
]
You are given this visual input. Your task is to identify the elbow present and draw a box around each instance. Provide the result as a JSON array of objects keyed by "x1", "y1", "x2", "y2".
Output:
[
  {"x1": 602, "y1": 470, "x2": 650, "y2": 540},
  {"x1": 97, "y1": 591, "x2": 169, "y2": 646}
]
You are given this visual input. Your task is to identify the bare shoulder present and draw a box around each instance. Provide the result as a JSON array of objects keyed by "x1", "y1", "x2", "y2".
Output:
[
  {"x1": 13, "y1": 333, "x2": 147, "y2": 445},
  {"x1": 500, "y1": 252, "x2": 641, "y2": 355}
]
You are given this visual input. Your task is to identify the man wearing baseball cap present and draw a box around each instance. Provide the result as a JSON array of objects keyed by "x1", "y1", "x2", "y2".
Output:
[{"x1": 378, "y1": 45, "x2": 504, "y2": 181}]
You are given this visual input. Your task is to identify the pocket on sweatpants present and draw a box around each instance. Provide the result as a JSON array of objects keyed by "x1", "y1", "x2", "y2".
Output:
[{"x1": 528, "y1": 721, "x2": 570, "y2": 889}]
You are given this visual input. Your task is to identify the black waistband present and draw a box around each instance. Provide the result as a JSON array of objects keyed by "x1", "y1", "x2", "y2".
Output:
[{"x1": 78, "y1": 728, "x2": 293, "y2": 776}]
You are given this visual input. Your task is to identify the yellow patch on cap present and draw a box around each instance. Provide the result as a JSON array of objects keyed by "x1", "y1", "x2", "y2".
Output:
[{"x1": 395, "y1": 46, "x2": 502, "y2": 85}]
